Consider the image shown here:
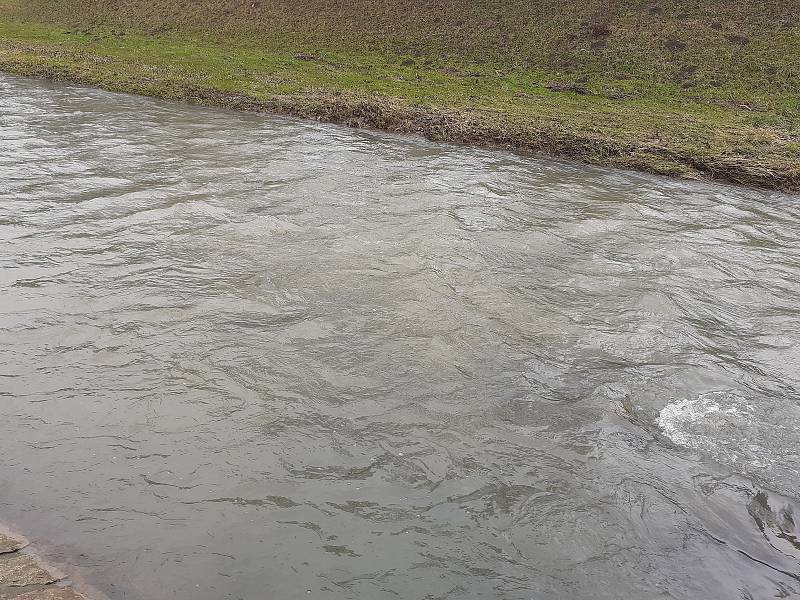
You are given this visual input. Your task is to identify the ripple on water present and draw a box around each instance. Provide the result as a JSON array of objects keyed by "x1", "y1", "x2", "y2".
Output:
[{"x1": 1, "y1": 73, "x2": 800, "y2": 600}]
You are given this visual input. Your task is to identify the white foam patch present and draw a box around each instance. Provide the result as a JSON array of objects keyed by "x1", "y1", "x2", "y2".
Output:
[
  {"x1": 657, "y1": 392, "x2": 752, "y2": 451},
  {"x1": 657, "y1": 392, "x2": 800, "y2": 497}
]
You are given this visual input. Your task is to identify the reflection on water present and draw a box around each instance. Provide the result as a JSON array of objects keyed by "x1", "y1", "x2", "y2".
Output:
[{"x1": 0, "y1": 73, "x2": 799, "y2": 600}]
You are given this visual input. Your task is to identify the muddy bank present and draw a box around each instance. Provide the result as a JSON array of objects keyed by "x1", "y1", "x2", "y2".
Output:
[{"x1": 0, "y1": 51, "x2": 797, "y2": 193}]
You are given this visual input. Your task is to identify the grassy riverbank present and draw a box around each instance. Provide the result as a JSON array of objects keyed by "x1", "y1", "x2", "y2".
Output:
[{"x1": 0, "y1": 0, "x2": 798, "y2": 189}]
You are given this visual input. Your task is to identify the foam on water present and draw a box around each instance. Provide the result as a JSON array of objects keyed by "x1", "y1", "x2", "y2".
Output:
[{"x1": 658, "y1": 392, "x2": 800, "y2": 498}]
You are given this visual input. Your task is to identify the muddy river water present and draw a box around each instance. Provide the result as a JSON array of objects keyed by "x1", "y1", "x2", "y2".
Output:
[{"x1": 1, "y1": 73, "x2": 799, "y2": 599}]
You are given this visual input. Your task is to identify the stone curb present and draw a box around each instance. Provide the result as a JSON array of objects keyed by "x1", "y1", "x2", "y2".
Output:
[{"x1": 0, "y1": 528, "x2": 88, "y2": 600}]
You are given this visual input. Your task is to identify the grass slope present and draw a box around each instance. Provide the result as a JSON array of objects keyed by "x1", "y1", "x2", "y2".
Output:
[{"x1": 0, "y1": 0, "x2": 798, "y2": 189}]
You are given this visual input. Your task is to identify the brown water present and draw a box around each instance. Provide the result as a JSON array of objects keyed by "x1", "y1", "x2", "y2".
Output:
[{"x1": 1, "y1": 73, "x2": 799, "y2": 600}]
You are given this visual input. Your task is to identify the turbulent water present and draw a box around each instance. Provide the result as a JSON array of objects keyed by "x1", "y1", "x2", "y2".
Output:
[{"x1": 1, "y1": 73, "x2": 799, "y2": 600}]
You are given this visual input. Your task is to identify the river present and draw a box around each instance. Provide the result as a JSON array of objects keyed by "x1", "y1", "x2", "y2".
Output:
[{"x1": 1, "y1": 73, "x2": 799, "y2": 599}]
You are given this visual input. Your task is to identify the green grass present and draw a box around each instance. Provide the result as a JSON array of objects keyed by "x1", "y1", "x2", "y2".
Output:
[{"x1": 0, "y1": 0, "x2": 798, "y2": 189}]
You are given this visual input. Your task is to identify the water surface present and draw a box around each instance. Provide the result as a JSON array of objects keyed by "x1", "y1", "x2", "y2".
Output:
[{"x1": 1, "y1": 73, "x2": 799, "y2": 599}]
